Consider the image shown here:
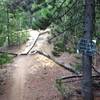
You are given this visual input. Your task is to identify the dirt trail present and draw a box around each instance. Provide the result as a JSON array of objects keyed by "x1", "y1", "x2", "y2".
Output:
[
  {"x1": 0, "y1": 30, "x2": 74, "y2": 100},
  {"x1": 10, "y1": 56, "x2": 31, "y2": 100},
  {"x1": 9, "y1": 55, "x2": 34, "y2": 100},
  {"x1": 0, "y1": 53, "x2": 73, "y2": 100}
]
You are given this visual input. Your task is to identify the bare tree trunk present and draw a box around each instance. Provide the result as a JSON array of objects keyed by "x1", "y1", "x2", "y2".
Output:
[
  {"x1": 82, "y1": 0, "x2": 95, "y2": 100},
  {"x1": 7, "y1": 7, "x2": 10, "y2": 47}
]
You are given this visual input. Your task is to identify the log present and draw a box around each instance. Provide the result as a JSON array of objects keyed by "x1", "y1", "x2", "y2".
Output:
[
  {"x1": 20, "y1": 30, "x2": 40, "y2": 55},
  {"x1": 39, "y1": 29, "x2": 50, "y2": 36},
  {"x1": 92, "y1": 65, "x2": 100, "y2": 75},
  {"x1": 21, "y1": 29, "x2": 50, "y2": 55},
  {"x1": 56, "y1": 75, "x2": 100, "y2": 81},
  {"x1": 31, "y1": 50, "x2": 78, "y2": 75},
  {"x1": 0, "y1": 51, "x2": 17, "y2": 57}
]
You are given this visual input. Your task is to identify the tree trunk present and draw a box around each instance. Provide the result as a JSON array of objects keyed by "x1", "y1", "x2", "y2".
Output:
[
  {"x1": 82, "y1": 0, "x2": 95, "y2": 100},
  {"x1": 7, "y1": 7, "x2": 10, "y2": 47}
]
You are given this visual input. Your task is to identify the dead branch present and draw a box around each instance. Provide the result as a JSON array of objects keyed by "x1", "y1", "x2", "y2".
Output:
[
  {"x1": 0, "y1": 51, "x2": 17, "y2": 57},
  {"x1": 39, "y1": 29, "x2": 50, "y2": 36},
  {"x1": 56, "y1": 75, "x2": 100, "y2": 81}
]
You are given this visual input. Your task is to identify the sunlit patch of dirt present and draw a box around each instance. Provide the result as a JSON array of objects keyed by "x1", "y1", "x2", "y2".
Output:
[{"x1": 24, "y1": 54, "x2": 72, "y2": 100}]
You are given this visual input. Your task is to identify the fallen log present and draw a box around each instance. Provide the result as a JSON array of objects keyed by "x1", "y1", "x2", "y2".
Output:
[
  {"x1": 39, "y1": 29, "x2": 50, "y2": 36},
  {"x1": 56, "y1": 75, "x2": 100, "y2": 100},
  {"x1": 48, "y1": 34, "x2": 60, "y2": 44},
  {"x1": 31, "y1": 50, "x2": 79, "y2": 75},
  {"x1": 20, "y1": 31, "x2": 40, "y2": 55},
  {"x1": 21, "y1": 30, "x2": 50, "y2": 55},
  {"x1": 0, "y1": 51, "x2": 18, "y2": 57},
  {"x1": 56, "y1": 75, "x2": 100, "y2": 81},
  {"x1": 92, "y1": 65, "x2": 100, "y2": 75}
]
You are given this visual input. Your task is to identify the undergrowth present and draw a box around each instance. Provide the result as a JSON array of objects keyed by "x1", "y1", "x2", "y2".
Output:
[{"x1": 0, "y1": 53, "x2": 13, "y2": 68}]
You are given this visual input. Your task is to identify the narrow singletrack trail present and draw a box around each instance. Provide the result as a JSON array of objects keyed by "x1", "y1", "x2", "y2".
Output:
[{"x1": 9, "y1": 55, "x2": 34, "y2": 100}]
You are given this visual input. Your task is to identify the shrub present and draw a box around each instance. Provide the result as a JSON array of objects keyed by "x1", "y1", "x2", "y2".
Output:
[{"x1": 0, "y1": 53, "x2": 12, "y2": 68}]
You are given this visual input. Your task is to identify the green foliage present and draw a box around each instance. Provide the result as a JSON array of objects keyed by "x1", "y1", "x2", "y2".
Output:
[
  {"x1": 96, "y1": 32, "x2": 100, "y2": 37},
  {"x1": 50, "y1": 0, "x2": 84, "y2": 55},
  {"x1": 69, "y1": 55, "x2": 82, "y2": 73},
  {"x1": 19, "y1": 31, "x2": 29, "y2": 44},
  {"x1": 0, "y1": 0, "x2": 30, "y2": 47},
  {"x1": 54, "y1": 38, "x2": 65, "y2": 52},
  {"x1": 52, "y1": 37, "x2": 66, "y2": 56},
  {"x1": 0, "y1": 0, "x2": 99, "y2": 55},
  {"x1": 0, "y1": 53, "x2": 12, "y2": 66},
  {"x1": 35, "y1": 0, "x2": 45, "y2": 4},
  {"x1": 9, "y1": 31, "x2": 29, "y2": 46},
  {"x1": 0, "y1": 34, "x2": 6, "y2": 46},
  {"x1": 66, "y1": 48, "x2": 75, "y2": 54},
  {"x1": 56, "y1": 79, "x2": 67, "y2": 97},
  {"x1": 72, "y1": 63, "x2": 81, "y2": 73},
  {"x1": 56, "y1": 79, "x2": 74, "y2": 99},
  {"x1": 32, "y1": 8, "x2": 53, "y2": 30}
]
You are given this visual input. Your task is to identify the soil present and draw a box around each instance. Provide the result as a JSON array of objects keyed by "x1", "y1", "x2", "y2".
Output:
[
  {"x1": 0, "y1": 29, "x2": 100, "y2": 100},
  {"x1": 0, "y1": 54, "x2": 72, "y2": 100},
  {"x1": 0, "y1": 30, "x2": 73, "y2": 100}
]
